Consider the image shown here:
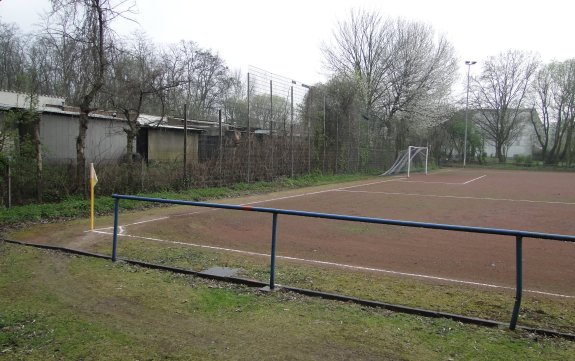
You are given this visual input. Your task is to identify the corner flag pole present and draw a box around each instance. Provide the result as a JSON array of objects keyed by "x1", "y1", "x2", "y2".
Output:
[{"x1": 90, "y1": 163, "x2": 98, "y2": 230}]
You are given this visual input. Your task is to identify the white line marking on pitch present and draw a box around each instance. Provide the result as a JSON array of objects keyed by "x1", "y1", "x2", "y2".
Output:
[
  {"x1": 463, "y1": 174, "x2": 487, "y2": 184},
  {"x1": 91, "y1": 211, "x2": 212, "y2": 232},
  {"x1": 124, "y1": 217, "x2": 169, "y2": 226},
  {"x1": 398, "y1": 180, "x2": 464, "y2": 185},
  {"x1": 240, "y1": 177, "x2": 403, "y2": 206},
  {"x1": 398, "y1": 174, "x2": 486, "y2": 185},
  {"x1": 93, "y1": 230, "x2": 574, "y2": 299},
  {"x1": 335, "y1": 190, "x2": 575, "y2": 205},
  {"x1": 90, "y1": 177, "x2": 404, "y2": 232}
]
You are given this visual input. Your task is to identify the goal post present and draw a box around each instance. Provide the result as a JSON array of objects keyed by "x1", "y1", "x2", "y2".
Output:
[
  {"x1": 407, "y1": 146, "x2": 428, "y2": 177},
  {"x1": 382, "y1": 146, "x2": 428, "y2": 177}
]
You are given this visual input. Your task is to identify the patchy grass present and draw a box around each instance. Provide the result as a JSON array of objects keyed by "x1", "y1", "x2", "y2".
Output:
[
  {"x1": 5, "y1": 171, "x2": 574, "y2": 342},
  {"x1": 79, "y1": 237, "x2": 575, "y2": 336},
  {"x1": 1, "y1": 242, "x2": 574, "y2": 361},
  {"x1": 3, "y1": 171, "x2": 574, "y2": 359}
]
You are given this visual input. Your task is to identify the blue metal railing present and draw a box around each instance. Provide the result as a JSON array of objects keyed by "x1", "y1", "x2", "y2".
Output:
[{"x1": 111, "y1": 194, "x2": 575, "y2": 330}]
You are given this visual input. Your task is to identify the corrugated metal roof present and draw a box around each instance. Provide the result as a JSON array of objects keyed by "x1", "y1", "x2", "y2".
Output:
[
  {"x1": 0, "y1": 90, "x2": 65, "y2": 112},
  {"x1": 0, "y1": 90, "x2": 234, "y2": 133}
]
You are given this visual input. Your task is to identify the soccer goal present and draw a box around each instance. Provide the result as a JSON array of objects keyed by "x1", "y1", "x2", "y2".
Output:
[{"x1": 382, "y1": 146, "x2": 428, "y2": 177}]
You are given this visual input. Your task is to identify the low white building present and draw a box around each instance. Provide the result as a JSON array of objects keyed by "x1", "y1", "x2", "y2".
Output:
[
  {"x1": 0, "y1": 90, "x2": 129, "y2": 164},
  {"x1": 0, "y1": 90, "x2": 207, "y2": 164}
]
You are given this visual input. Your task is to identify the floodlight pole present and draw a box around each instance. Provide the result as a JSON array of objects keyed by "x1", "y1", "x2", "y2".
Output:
[{"x1": 463, "y1": 60, "x2": 477, "y2": 167}]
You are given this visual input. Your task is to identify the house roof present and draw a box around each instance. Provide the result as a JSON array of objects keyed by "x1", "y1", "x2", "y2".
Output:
[
  {"x1": 0, "y1": 90, "x2": 65, "y2": 112},
  {"x1": 0, "y1": 90, "x2": 237, "y2": 134},
  {"x1": 137, "y1": 114, "x2": 166, "y2": 126},
  {"x1": 148, "y1": 124, "x2": 205, "y2": 132}
]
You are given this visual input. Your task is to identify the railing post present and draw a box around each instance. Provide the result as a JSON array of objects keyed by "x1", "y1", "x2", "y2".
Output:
[
  {"x1": 510, "y1": 235, "x2": 523, "y2": 330},
  {"x1": 112, "y1": 197, "x2": 120, "y2": 262},
  {"x1": 269, "y1": 212, "x2": 278, "y2": 290}
]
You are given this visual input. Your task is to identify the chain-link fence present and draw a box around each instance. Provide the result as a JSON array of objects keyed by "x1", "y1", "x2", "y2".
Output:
[
  {"x1": 1, "y1": 67, "x2": 401, "y2": 206},
  {"x1": 243, "y1": 66, "x2": 311, "y2": 181},
  {"x1": 198, "y1": 66, "x2": 397, "y2": 188}
]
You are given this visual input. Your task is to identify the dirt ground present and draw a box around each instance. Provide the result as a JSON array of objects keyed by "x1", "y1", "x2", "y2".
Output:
[{"x1": 12, "y1": 168, "x2": 575, "y2": 297}]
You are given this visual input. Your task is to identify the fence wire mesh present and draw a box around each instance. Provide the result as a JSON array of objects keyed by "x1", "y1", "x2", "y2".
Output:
[
  {"x1": 245, "y1": 66, "x2": 311, "y2": 181},
  {"x1": 1, "y1": 67, "x2": 400, "y2": 206}
]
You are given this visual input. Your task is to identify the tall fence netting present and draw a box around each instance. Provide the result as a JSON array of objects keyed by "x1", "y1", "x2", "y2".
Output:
[{"x1": 1, "y1": 66, "x2": 399, "y2": 205}]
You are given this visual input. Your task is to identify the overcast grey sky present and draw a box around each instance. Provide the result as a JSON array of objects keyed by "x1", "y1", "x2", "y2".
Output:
[{"x1": 1, "y1": 0, "x2": 573, "y2": 93}]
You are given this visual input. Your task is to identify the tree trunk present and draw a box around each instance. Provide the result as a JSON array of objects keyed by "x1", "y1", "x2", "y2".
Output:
[
  {"x1": 126, "y1": 129, "x2": 137, "y2": 189},
  {"x1": 33, "y1": 113, "x2": 43, "y2": 202},
  {"x1": 496, "y1": 143, "x2": 505, "y2": 163},
  {"x1": 564, "y1": 125, "x2": 574, "y2": 167},
  {"x1": 126, "y1": 130, "x2": 136, "y2": 165},
  {"x1": 76, "y1": 111, "x2": 88, "y2": 197}
]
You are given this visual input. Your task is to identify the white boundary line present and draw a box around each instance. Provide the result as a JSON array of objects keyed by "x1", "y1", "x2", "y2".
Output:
[
  {"x1": 240, "y1": 177, "x2": 403, "y2": 206},
  {"x1": 335, "y1": 190, "x2": 575, "y2": 205},
  {"x1": 88, "y1": 172, "x2": 574, "y2": 299},
  {"x1": 463, "y1": 174, "x2": 487, "y2": 184},
  {"x1": 121, "y1": 217, "x2": 170, "y2": 227},
  {"x1": 91, "y1": 177, "x2": 403, "y2": 232},
  {"x1": 398, "y1": 174, "x2": 487, "y2": 185},
  {"x1": 91, "y1": 230, "x2": 574, "y2": 299},
  {"x1": 398, "y1": 180, "x2": 466, "y2": 185}
]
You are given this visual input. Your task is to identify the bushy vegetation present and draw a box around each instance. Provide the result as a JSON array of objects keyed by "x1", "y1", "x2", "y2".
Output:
[{"x1": 513, "y1": 154, "x2": 534, "y2": 166}]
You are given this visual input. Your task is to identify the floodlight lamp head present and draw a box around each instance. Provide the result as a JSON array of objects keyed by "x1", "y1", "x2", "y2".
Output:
[{"x1": 465, "y1": 60, "x2": 477, "y2": 65}]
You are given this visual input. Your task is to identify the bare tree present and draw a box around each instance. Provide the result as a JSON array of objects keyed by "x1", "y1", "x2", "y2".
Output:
[
  {"x1": 322, "y1": 9, "x2": 457, "y2": 154},
  {"x1": 46, "y1": 0, "x2": 133, "y2": 193},
  {"x1": 323, "y1": 76, "x2": 360, "y2": 171},
  {"x1": 105, "y1": 34, "x2": 180, "y2": 164},
  {"x1": 472, "y1": 50, "x2": 539, "y2": 162},
  {"x1": 530, "y1": 60, "x2": 575, "y2": 164},
  {"x1": 222, "y1": 69, "x2": 247, "y2": 126},
  {"x1": 531, "y1": 64, "x2": 554, "y2": 161},
  {"x1": 248, "y1": 94, "x2": 289, "y2": 131},
  {"x1": 0, "y1": 21, "x2": 27, "y2": 91},
  {"x1": 30, "y1": 21, "x2": 82, "y2": 101},
  {"x1": 557, "y1": 60, "x2": 575, "y2": 165},
  {"x1": 384, "y1": 20, "x2": 457, "y2": 151},
  {"x1": 322, "y1": 10, "x2": 392, "y2": 120},
  {"x1": 192, "y1": 50, "x2": 231, "y2": 117},
  {"x1": 162, "y1": 41, "x2": 233, "y2": 120}
]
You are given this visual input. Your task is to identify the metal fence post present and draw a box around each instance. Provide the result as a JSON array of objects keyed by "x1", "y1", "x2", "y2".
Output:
[
  {"x1": 290, "y1": 85, "x2": 294, "y2": 178},
  {"x1": 247, "y1": 72, "x2": 251, "y2": 183},
  {"x1": 270, "y1": 80, "x2": 274, "y2": 180},
  {"x1": 510, "y1": 235, "x2": 523, "y2": 330},
  {"x1": 183, "y1": 104, "x2": 187, "y2": 186},
  {"x1": 269, "y1": 212, "x2": 278, "y2": 290},
  {"x1": 112, "y1": 197, "x2": 120, "y2": 262},
  {"x1": 219, "y1": 109, "x2": 223, "y2": 186}
]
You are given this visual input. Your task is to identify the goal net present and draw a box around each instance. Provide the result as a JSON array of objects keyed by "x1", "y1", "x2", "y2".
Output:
[{"x1": 382, "y1": 146, "x2": 428, "y2": 177}]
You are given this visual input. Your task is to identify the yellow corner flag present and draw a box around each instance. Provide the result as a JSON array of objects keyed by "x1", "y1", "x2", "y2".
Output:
[{"x1": 90, "y1": 163, "x2": 98, "y2": 230}]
